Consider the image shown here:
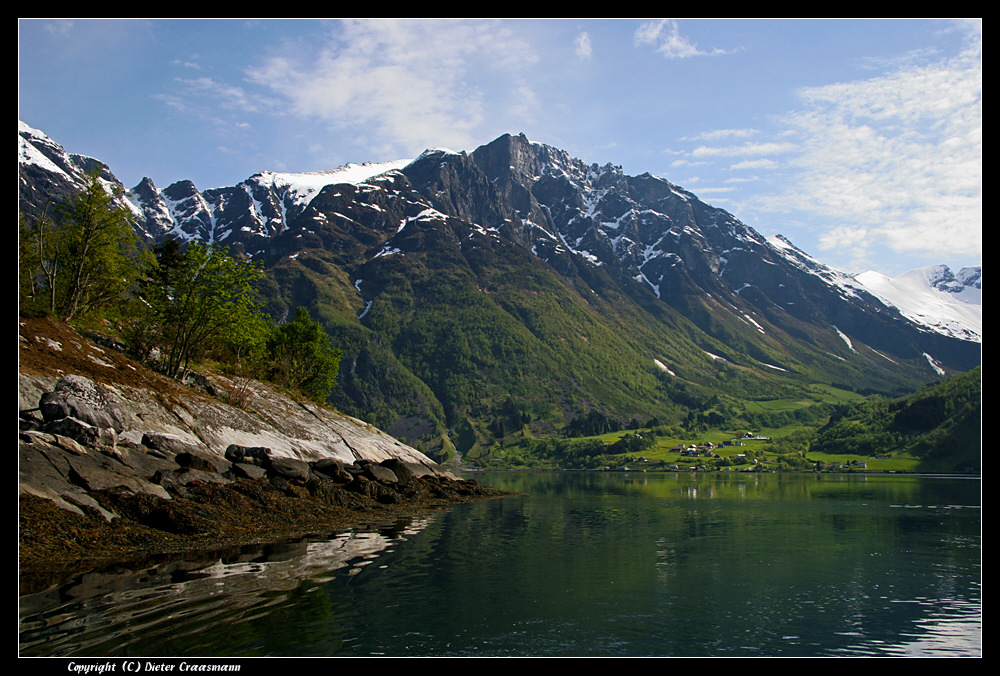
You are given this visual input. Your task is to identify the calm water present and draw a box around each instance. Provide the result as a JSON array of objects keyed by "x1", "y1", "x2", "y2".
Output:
[{"x1": 19, "y1": 472, "x2": 981, "y2": 657}]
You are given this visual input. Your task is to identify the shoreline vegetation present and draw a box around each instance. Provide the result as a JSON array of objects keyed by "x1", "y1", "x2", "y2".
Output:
[
  {"x1": 464, "y1": 430, "x2": 980, "y2": 476},
  {"x1": 463, "y1": 366, "x2": 981, "y2": 476}
]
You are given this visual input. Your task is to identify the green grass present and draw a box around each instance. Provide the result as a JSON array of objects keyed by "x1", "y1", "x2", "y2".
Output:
[
  {"x1": 471, "y1": 371, "x2": 980, "y2": 474},
  {"x1": 804, "y1": 451, "x2": 918, "y2": 472},
  {"x1": 562, "y1": 421, "x2": 922, "y2": 472}
]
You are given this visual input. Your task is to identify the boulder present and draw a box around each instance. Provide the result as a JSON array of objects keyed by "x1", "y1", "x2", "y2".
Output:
[
  {"x1": 225, "y1": 445, "x2": 271, "y2": 466},
  {"x1": 175, "y1": 451, "x2": 224, "y2": 473},
  {"x1": 311, "y1": 458, "x2": 352, "y2": 482},
  {"x1": 42, "y1": 417, "x2": 117, "y2": 453},
  {"x1": 141, "y1": 432, "x2": 206, "y2": 457},
  {"x1": 228, "y1": 462, "x2": 268, "y2": 481},
  {"x1": 63, "y1": 449, "x2": 171, "y2": 500},
  {"x1": 267, "y1": 457, "x2": 313, "y2": 482},
  {"x1": 363, "y1": 463, "x2": 399, "y2": 484},
  {"x1": 380, "y1": 458, "x2": 418, "y2": 485},
  {"x1": 38, "y1": 375, "x2": 123, "y2": 430},
  {"x1": 152, "y1": 467, "x2": 230, "y2": 489}
]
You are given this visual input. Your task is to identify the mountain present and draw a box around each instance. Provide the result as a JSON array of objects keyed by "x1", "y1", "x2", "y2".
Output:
[
  {"x1": 854, "y1": 265, "x2": 982, "y2": 344},
  {"x1": 18, "y1": 122, "x2": 982, "y2": 457},
  {"x1": 18, "y1": 121, "x2": 134, "y2": 224}
]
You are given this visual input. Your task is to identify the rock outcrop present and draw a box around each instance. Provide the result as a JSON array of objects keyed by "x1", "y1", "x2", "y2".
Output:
[{"x1": 18, "y1": 315, "x2": 482, "y2": 541}]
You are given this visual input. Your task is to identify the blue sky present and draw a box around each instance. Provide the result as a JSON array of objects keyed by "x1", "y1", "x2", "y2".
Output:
[{"x1": 18, "y1": 18, "x2": 981, "y2": 277}]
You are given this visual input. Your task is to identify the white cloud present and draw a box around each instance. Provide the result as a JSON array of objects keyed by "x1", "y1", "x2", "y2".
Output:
[
  {"x1": 680, "y1": 22, "x2": 983, "y2": 268},
  {"x1": 244, "y1": 19, "x2": 539, "y2": 157},
  {"x1": 691, "y1": 186, "x2": 735, "y2": 194},
  {"x1": 634, "y1": 20, "x2": 726, "y2": 59},
  {"x1": 575, "y1": 31, "x2": 592, "y2": 59},
  {"x1": 177, "y1": 76, "x2": 271, "y2": 113},
  {"x1": 730, "y1": 158, "x2": 778, "y2": 170},
  {"x1": 685, "y1": 128, "x2": 758, "y2": 141},
  {"x1": 691, "y1": 141, "x2": 797, "y2": 158},
  {"x1": 775, "y1": 29, "x2": 982, "y2": 262}
]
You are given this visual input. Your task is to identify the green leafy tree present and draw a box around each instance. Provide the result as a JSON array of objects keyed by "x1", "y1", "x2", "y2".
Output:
[
  {"x1": 214, "y1": 307, "x2": 274, "y2": 408},
  {"x1": 140, "y1": 239, "x2": 266, "y2": 379},
  {"x1": 19, "y1": 170, "x2": 141, "y2": 320},
  {"x1": 266, "y1": 307, "x2": 343, "y2": 402}
]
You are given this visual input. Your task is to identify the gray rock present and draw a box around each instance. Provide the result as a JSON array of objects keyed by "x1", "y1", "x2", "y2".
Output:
[
  {"x1": 152, "y1": 466, "x2": 231, "y2": 489},
  {"x1": 225, "y1": 445, "x2": 271, "y2": 466},
  {"x1": 49, "y1": 432, "x2": 90, "y2": 456},
  {"x1": 363, "y1": 463, "x2": 399, "y2": 484},
  {"x1": 141, "y1": 432, "x2": 205, "y2": 456},
  {"x1": 228, "y1": 462, "x2": 268, "y2": 480},
  {"x1": 119, "y1": 448, "x2": 179, "y2": 478},
  {"x1": 65, "y1": 448, "x2": 171, "y2": 500},
  {"x1": 39, "y1": 375, "x2": 123, "y2": 430},
  {"x1": 380, "y1": 458, "x2": 418, "y2": 485},
  {"x1": 311, "y1": 458, "x2": 352, "y2": 482},
  {"x1": 175, "y1": 451, "x2": 224, "y2": 473},
  {"x1": 19, "y1": 363, "x2": 454, "y2": 518},
  {"x1": 267, "y1": 457, "x2": 312, "y2": 482}
]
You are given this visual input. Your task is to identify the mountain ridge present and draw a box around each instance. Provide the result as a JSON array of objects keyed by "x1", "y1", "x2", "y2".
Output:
[
  {"x1": 18, "y1": 121, "x2": 981, "y2": 454},
  {"x1": 20, "y1": 121, "x2": 980, "y2": 343}
]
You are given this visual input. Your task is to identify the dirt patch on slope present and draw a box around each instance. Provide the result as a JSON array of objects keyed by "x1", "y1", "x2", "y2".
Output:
[{"x1": 18, "y1": 314, "x2": 170, "y2": 391}]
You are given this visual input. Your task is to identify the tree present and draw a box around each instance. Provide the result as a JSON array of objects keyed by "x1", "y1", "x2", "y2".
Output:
[
  {"x1": 19, "y1": 169, "x2": 141, "y2": 320},
  {"x1": 266, "y1": 307, "x2": 343, "y2": 402},
  {"x1": 140, "y1": 239, "x2": 266, "y2": 379}
]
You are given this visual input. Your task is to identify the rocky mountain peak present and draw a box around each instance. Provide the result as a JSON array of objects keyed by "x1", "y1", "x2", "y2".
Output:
[{"x1": 18, "y1": 121, "x2": 982, "y2": 443}]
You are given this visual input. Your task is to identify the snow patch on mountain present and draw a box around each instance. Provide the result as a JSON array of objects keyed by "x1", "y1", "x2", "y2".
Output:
[
  {"x1": 251, "y1": 159, "x2": 412, "y2": 208},
  {"x1": 855, "y1": 265, "x2": 981, "y2": 343},
  {"x1": 18, "y1": 122, "x2": 67, "y2": 177},
  {"x1": 767, "y1": 234, "x2": 868, "y2": 302},
  {"x1": 923, "y1": 353, "x2": 946, "y2": 377},
  {"x1": 833, "y1": 326, "x2": 856, "y2": 353}
]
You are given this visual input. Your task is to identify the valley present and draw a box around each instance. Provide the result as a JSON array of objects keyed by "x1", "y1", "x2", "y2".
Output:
[{"x1": 465, "y1": 369, "x2": 981, "y2": 474}]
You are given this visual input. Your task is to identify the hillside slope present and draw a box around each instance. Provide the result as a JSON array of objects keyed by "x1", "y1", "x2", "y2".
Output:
[{"x1": 810, "y1": 367, "x2": 982, "y2": 471}]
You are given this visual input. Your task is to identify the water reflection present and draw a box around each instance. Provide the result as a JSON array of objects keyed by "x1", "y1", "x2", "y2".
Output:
[
  {"x1": 19, "y1": 473, "x2": 981, "y2": 657},
  {"x1": 19, "y1": 514, "x2": 438, "y2": 657}
]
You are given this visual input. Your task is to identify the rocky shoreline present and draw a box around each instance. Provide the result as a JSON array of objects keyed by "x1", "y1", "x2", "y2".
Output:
[
  {"x1": 18, "y1": 315, "x2": 513, "y2": 582},
  {"x1": 18, "y1": 447, "x2": 510, "y2": 583}
]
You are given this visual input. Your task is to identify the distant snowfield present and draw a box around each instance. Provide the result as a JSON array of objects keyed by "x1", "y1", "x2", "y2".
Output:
[
  {"x1": 767, "y1": 233, "x2": 980, "y2": 344},
  {"x1": 855, "y1": 266, "x2": 981, "y2": 343},
  {"x1": 256, "y1": 159, "x2": 413, "y2": 206}
]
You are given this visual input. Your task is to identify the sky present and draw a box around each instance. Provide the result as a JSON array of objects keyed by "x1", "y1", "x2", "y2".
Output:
[{"x1": 18, "y1": 18, "x2": 981, "y2": 277}]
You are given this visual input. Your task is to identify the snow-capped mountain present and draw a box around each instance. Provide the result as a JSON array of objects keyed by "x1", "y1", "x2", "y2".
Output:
[
  {"x1": 855, "y1": 265, "x2": 982, "y2": 343},
  {"x1": 19, "y1": 121, "x2": 982, "y2": 440},
  {"x1": 125, "y1": 161, "x2": 412, "y2": 253},
  {"x1": 18, "y1": 120, "x2": 139, "y2": 223}
]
